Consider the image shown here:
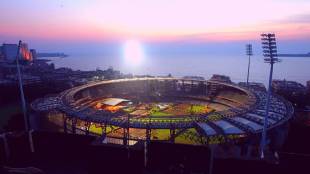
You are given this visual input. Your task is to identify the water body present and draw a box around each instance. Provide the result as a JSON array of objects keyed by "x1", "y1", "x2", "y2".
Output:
[
  {"x1": 47, "y1": 52, "x2": 310, "y2": 87},
  {"x1": 46, "y1": 43, "x2": 310, "y2": 84}
]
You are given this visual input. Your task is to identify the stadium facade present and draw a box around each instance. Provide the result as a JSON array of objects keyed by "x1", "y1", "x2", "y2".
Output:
[{"x1": 31, "y1": 77, "x2": 293, "y2": 154}]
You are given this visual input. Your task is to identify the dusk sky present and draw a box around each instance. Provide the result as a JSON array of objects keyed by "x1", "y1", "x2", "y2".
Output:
[{"x1": 1, "y1": 0, "x2": 310, "y2": 53}]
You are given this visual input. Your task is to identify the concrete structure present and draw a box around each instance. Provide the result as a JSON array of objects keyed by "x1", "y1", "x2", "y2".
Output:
[
  {"x1": 2, "y1": 44, "x2": 18, "y2": 61},
  {"x1": 210, "y1": 74, "x2": 232, "y2": 83},
  {"x1": 239, "y1": 82, "x2": 266, "y2": 92},
  {"x1": 183, "y1": 76, "x2": 205, "y2": 81},
  {"x1": 1, "y1": 42, "x2": 33, "y2": 62},
  {"x1": 272, "y1": 80, "x2": 307, "y2": 96},
  {"x1": 101, "y1": 98, "x2": 130, "y2": 106},
  {"x1": 20, "y1": 43, "x2": 32, "y2": 61},
  {"x1": 0, "y1": 46, "x2": 4, "y2": 60},
  {"x1": 32, "y1": 77, "x2": 293, "y2": 151},
  {"x1": 5, "y1": 74, "x2": 41, "y2": 86},
  {"x1": 30, "y1": 49, "x2": 37, "y2": 60}
]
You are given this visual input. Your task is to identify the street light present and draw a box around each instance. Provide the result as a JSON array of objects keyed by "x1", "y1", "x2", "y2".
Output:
[
  {"x1": 246, "y1": 44, "x2": 253, "y2": 87},
  {"x1": 260, "y1": 33, "x2": 281, "y2": 158}
]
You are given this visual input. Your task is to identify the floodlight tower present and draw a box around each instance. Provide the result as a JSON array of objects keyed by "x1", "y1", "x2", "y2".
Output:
[
  {"x1": 16, "y1": 40, "x2": 29, "y2": 132},
  {"x1": 260, "y1": 33, "x2": 280, "y2": 158},
  {"x1": 246, "y1": 44, "x2": 253, "y2": 87}
]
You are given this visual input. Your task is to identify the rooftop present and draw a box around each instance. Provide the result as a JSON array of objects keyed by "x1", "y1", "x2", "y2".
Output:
[
  {"x1": 101, "y1": 98, "x2": 130, "y2": 106},
  {"x1": 272, "y1": 80, "x2": 306, "y2": 92}
]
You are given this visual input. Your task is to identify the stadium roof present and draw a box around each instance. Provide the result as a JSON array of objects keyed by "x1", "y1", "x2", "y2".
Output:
[
  {"x1": 101, "y1": 98, "x2": 130, "y2": 106},
  {"x1": 213, "y1": 120, "x2": 244, "y2": 134},
  {"x1": 232, "y1": 117, "x2": 263, "y2": 131},
  {"x1": 196, "y1": 123, "x2": 217, "y2": 136}
]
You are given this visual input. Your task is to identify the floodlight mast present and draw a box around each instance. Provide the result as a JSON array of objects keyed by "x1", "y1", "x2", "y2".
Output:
[
  {"x1": 16, "y1": 40, "x2": 29, "y2": 132},
  {"x1": 246, "y1": 44, "x2": 253, "y2": 87},
  {"x1": 260, "y1": 33, "x2": 280, "y2": 159}
]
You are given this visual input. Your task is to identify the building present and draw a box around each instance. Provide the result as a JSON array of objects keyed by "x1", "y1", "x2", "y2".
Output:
[
  {"x1": 1, "y1": 43, "x2": 33, "y2": 62},
  {"x1": 31, "y1": 78, "x2": 293, "y2": 160},
  {"x1": 183, "y1": 76, "x2": 205, "y2": 81},
  {"x1": 210, "y1": 74, "x2": 232, "y2": 83},
  {"x1": 272, "y1": 80, "x2": 306, "y2": 94},
  {"x1": 272, "y1": 79, "x2": 307, "y2": 106},
  {"x1": 30, "y1": 49, "x2": 37, "y2": 60},
  {"x1": 95, "y1": 98, "x2": 131, "y2": 112},
  {"x1": 20, "y1": 43, "x2": 33, "y2": 61},
  {"x1": 2, "y1": 44, "x2": 18, "y2": 61},
  {"x1": 238, "y1": 82, "x2": 267, "y2": 92},
  {"x1": 6, "y1": 74, "x2": 41, "y2": 85},
  {"x1": 0, "y1": 45, "x2": 4, "y2": 60}
]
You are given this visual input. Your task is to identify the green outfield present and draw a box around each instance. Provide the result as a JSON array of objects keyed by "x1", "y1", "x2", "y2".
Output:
[
  {"x1": 149, "y1": 106, "x2": 172, "y2": 117},
  {"x1": 89, "y1": 124, "x2": 118, "y2": 135}
]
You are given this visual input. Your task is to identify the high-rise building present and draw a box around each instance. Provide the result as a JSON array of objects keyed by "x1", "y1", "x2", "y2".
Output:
[
  {"x1": 20, "y1": 43, "x2": 33, "y2": 61},
  {"x1": 0, "y1": 46, "x2": 4, "y2": 60},
  {"x1": 30, "y1": 49, "x2": 37, "y2": 60},
  {"x1": 2, "y1": 44, "x2": 18, "y2": 61},
  {"x1": 1, "y1": 42, "x2": 33, "y2": 62}
]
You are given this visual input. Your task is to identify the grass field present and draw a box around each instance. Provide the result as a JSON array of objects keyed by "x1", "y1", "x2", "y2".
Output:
[
  {"x1": 123, "y1": 106, "x2": 135, "y2": 113},
  {"x1": 150, "y1": 111, "x2": 172, "y2": 117},
  {"x1": 175, "y1": 128, "x2": 204, "y2": 145},
  {"x1": 187, "y1": 105, "x2": 211, "y2": 115},
  {"x1": 149, "y1": 106, "x2": 172, "y2": 117},
  {"x1": 89, "y1": 124, "x2": 118, "y2": 135},
  {"x1": 151, "y1": 129, "x2": 171, "y2": 140},
  {"x1": 89, "y1": 123, "x2": 205, "y2": 145},
  {"x1": 89, "y1": 124, "x2": 102, "y2": 135}
]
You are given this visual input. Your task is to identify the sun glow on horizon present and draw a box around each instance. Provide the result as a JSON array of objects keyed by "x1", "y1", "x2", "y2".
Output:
[{"x1": 123, "y1": 40, "x2": 145, "y2": 67}]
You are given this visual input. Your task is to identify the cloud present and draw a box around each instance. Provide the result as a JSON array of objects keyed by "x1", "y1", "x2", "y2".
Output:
[{"x1": 279, "y1": 13, "x2": 310, "y2": 24}]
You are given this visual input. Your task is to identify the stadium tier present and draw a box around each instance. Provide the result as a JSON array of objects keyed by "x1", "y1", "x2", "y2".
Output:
[{"x1": 31, "y1": 78, "x2": 293, "y2": 145}]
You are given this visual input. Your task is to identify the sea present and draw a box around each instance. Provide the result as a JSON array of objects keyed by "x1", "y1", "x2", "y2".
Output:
[
  {"x1": 46, "y1": 53, "x2": 310, "y2": 87},
  {"x1": 46, "y1": 55, "x2": 310, "y2": 85}
]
